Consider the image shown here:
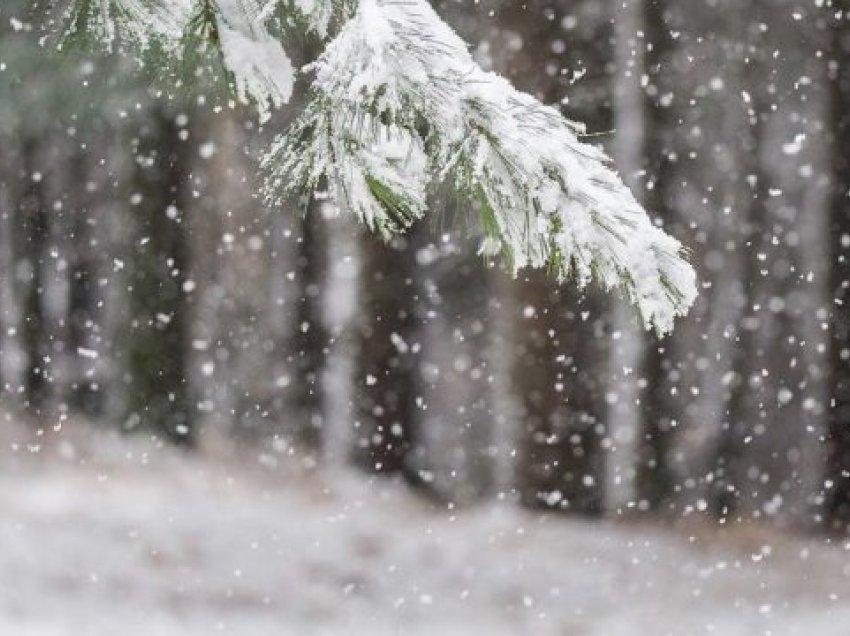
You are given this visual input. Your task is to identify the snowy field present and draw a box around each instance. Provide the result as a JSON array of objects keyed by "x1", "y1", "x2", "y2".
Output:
[{"x1": 1, "y1": 430, "x2": 849, "y2": 636}]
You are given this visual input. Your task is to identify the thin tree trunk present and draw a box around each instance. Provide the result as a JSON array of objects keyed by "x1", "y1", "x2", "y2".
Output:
[
  {"x1": 513, "y1": 280, "x2": 608, "y2": 514},
  {"x1": 410, "y1": 232, "x2": 495, "y2": 503},
  {"x1": 826, "y1": 0, "x2": 850, "y2": 532},
  {"x1": 0, "y1": 142, "x2": 26, "y2": 402},
  {"x1": 122, "y1": 109, "x2": 193, "y2": 446},
  {"x1": 709, "y1": 12, "x2": 771, "y2": 519},
  {"x1": 17, "y1": 140, "x2": 50, "y2": 416},
  {"x1": 608, "y1": 0, "x2": 648, "y2": 514},
  {"x1": 498, "y1": 0, "x2": 612, "y2": 514},
  {"x1": 633, "y1": 0, "x2": 679, "y2": 511},
  {"x1": 294, "y1": 198, "x2": 329, "y2": 454},
  {"x1": 352, "y1": 233, "x2": 417, "y2": 475}
]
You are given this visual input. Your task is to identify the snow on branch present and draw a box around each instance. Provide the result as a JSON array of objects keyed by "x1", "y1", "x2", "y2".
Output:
[
  {"x1": 263, "y1": 0, "x2": 697, "y2": 333},
  {"x1": 62, "y1": 0, "x2": 191, "y2": 51},
  {"x1": 214, "y1": 0, "x2": 294, "y2": 120},
  {"x1": 287, "y1": 0, "x2": 357, "y2": 37},
  {"x1": 62, "y1": 0, "x2": 294, "y2": 118},
  {"x1": 262, "y1": 0, "x2": 472, "y2": 235}
]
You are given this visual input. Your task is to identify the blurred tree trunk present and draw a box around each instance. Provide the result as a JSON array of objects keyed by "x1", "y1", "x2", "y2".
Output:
[
  {"x1": 318, "y1": 212, "x2": 361, "y2": 466},
  {"x1": 513, "y1": 284, "x2": 608, "y2": 513},
  {"x1": 410, "y1": 231, "x2": 495, "y2": 503},
  {"x1": 728, "y1": 1, "x2": 827, "y2": 528},
  {"x1": 706, "y1": 6, "x2": 776, "y2": 520},
  {"x1": 266, "y1": 201, "x2": 302, "y2": 439},
  {"x1": 10, "y1": 138, "x2": 74, "y2": 425},
  {"x1": 293, "y1": 199, "x2": 329, "y2": 454},
  {"x1": 122, "y1": 109, "x2": 193, "y2": 446},
  {"x1": 707, "y1": 1, "x2": 831, "y2": 527},
  {"x1": 65, "y1": 154, "x2": 108, "y2": 418},
  {"x1": 633, "y1": 0, "x2": 680, "y2": 511},
  {"x1": 710, "y1": 99, "x2": 767, "y2": 520},
  {"x1": 644, "y1": 0, "x2": 752, "y2": 519},
  {"x1": 826, "y1": 1, "x2": 850, "y2": 532},
  {"x1": 0, "y1": 143, "x2": 27, "y2": 403},
  {"x1": 17, "y1": 140, "x2": 50, "y2": 416},
  {"x1": 352, "y1": 234, "x2": 417, "y2": 475},
  {"x1": 608, "y1": 0, "x2": 647, "y2": 514},
  {"x1": 493, "y1": 0, "x2": 611, "y2": 514}
]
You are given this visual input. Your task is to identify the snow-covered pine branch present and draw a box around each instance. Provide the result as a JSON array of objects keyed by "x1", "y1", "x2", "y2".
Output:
[
  {"x1": 61, "y1": 0, "x2": 297, "y2": 120},
  {"x1": 61, "y1": 0, "x2": 189, "y2": 51},
  {"x1": 262, "y1": 0, "x2": 696, "y2": 333},
  {"x1": 212, "y1": 0, "x2": 295, "y2": 120},
  {"x1": 285, "y1": 0, "x2": 357, "y2": 37},
  {"x1": 60, "y1": 0, "x2": 697, "y2": 333}
]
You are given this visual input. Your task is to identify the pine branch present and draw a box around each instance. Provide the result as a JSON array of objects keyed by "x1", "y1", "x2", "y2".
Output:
[
  {"x1": 60, "y1": 0, "x2": 698, "y2": 333},
  {"x1": 60, "y1": 0, "x2": 190, "y2": 52},
  {"x1": 60, "y1": 0, "x2": 295, "y2": 118},
  {"x1": 263, "y1": 0, "x2": 696, "y2": 333},
  {"x1": 279, "y1": 0, "x2": 357, "y2": 37},
  {"x1": 213, "y1": 0, "x2": 295, "y2": 120}
]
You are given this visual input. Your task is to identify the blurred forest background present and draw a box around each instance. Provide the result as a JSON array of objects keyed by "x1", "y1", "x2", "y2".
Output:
[{"x1": 1, "y1": 0, "x2": 849, "y2": 537}]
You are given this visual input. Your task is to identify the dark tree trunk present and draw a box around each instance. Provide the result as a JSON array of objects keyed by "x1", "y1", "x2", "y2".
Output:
[
  {"x1": 410, "y1": 231, "x2": 495, "y2": 503},
  {"x1": 66, "y1": 156, "x2": 106, "y2": 417},
  {"x1": 513, "y1": 281, "x2": 608, "y2": 514},
  {"x1": 122, "y1": 109, "x2": 194, "y2": 446},
  {"x1": 0, "y1": 141, "x2": 28, "y2": 408},
  {"x1": 294, "y1": 199, "x2": 330, "y2": 453},
  {"x1": 17, "y1": 140, "x2": 50, "y2": 415},
  {"x1": 826, "y1": 1, "x2": 850, "y2": 532},
  {"x1": 352, "y1": 234, "x2": 417, "y2": 475},
  {"x1": 496, "y1": 0, "x2": 613, "y2": 514},
  {"x1": 709, "y1": 15, "x2": 771, "y2": 520},
  {"x1": 633, "y1": 0, "x2": 679, "y2": 511}
]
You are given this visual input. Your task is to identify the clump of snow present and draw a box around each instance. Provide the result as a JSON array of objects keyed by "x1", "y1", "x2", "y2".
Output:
[
  {"x1": 294, "y1": 0, "x2": 354, "y2": 38},
  {"x1": 215, "y1": 0, "x2": 294, "y2": 122},
  {"x1": 218, "y1": 24, "x2": 293, "y2": 122}
]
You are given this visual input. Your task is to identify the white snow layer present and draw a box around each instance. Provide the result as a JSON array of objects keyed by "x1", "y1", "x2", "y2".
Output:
[
  {"x1": 203, "y1": 0, "x2": 296, "y2": 119},
  {"x1": 0, "y1": 435, "x2": 849, "y2": 635},
  {"x1": 67, "y1": 0, "x2": 294, "y2": 118}
]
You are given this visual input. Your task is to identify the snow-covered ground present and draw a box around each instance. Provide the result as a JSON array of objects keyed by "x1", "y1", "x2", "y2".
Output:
[{"x1": 0, "y1": 431, "x2": 848, "y2": 635}]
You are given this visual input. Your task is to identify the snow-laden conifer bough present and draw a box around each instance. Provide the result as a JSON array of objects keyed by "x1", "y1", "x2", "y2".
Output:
[{"x1": 58, "y1": 0, "x2": 698, "y2": 334}]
